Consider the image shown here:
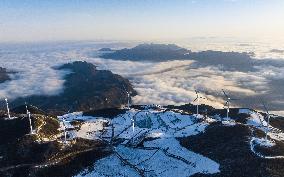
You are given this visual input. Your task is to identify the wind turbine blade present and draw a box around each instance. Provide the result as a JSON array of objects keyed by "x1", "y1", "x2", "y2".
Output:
[
  {"x1": 224, "y1": 101, "x2": 228, "y2": 106},
  {"x1": 222, "y1": 89, "x2": 229, "y2": 98},
  {"x1": 195, "y1": 90, "x2": 198, "y2": 94},
  {"x1": 122, "y1": 85, "x2": 129, "y2": 94},
  {"x1": 259, "y1": 98, "x2": 269, "y2": 114},
  {"x1": 262, "y1": 103, "x2": 269, "y2": 115},
  {"x1": 230, "y1": 98, "x2": 239, "y2": 101},
  {"x1": 193, "y1": 97, "x2": 198, "y2": 102}
]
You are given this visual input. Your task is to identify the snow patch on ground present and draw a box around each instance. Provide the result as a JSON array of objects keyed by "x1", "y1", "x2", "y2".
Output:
[
  {"x1": 252, "y1": 137, "x2": 275, "y2": 147},
  {"x1": 68, "y1": 108, "x2": 220, "y2": 177},
  {"x1": 76, "y1": 138, "x2": 219, "y2": 177},
  {"x1": 75, "y1": 119, "x2": 109, "y2": 140},
  {"x1": 238, "y1": 108, "x2": 251, "y2": 114},
  {"x1": 74, "y1": 154, "x2": 138, "y2": 177},
  {"x1": 250, "y1": 137, "x2": 284, "y2": 159},
  {"x1": 143, "y1": 138, "x2": 220, "y2": 176},
  {"x1": 246, "y1": 111, "x2": 267, "y2": 127},
  {"x1": 222, "y1": 120, "x2": 236, "y2": 126},
  {"x1": 246, "y1": 111, "x2": 284, "y2": 141}
]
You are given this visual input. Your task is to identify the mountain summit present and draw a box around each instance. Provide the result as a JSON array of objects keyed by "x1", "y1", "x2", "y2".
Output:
[{"x1": 11, "y1": 61, "x2": 137, "y2": 115}]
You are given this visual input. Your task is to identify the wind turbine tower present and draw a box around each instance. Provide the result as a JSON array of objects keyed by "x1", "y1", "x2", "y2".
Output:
[
  {"x1": 123, "y1": 86, "x2": 131, "y2": 109},
  {"x1": 127, "y1": 92, "x2": 131, "y2": 109},
  {"x1": 4, "y1": 98, "x2": 11, "y2": 119},
  {"x1": 28, "y1": 111, "x2": 34, "y2": 134},
  {"x1": 193, "y1": 90, "x2": 206, "y2": 115},
  {"x1": 25, "y1": 102, "x2": 29, "y2": 114},
  {"x1": 63, "y1": 117, "x2": 67, "y2": 144},
  {"x1": 262, "y1": 102, "x2": 271, "y2": 142},
  {"x1": 125, "y1": 90, "x2": 131, "y2": 109},
  {"x1": 131, "y1": 117, "x2": 135, "y2": 132},
  {"x1": 222, "y1": 89, "x2": 238, "y2": 120}
]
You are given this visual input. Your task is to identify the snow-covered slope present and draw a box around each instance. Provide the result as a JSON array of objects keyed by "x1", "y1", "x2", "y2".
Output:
[
  {"x1": 59, "y1": 107, "x2": 220, "y2": 177},
  {"x1": 54, "y1": 106, "x2": 284, "y2": 177},
  {"x1": 2, "y1": 104, "x2": 284, "y2": 177},
  {"x1": 236, "y1": 109, "x2": 284, "y2": 159}
]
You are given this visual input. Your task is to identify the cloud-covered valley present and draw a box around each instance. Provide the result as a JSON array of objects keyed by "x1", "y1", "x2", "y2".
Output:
[{"x1": 0, "y1": 41, "x2": 284, "y2": 115}]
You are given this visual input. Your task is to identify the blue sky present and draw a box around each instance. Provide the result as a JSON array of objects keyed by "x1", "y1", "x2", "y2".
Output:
[{"x1": 0, "y1": 0, "x2": 283, "y2": 42}]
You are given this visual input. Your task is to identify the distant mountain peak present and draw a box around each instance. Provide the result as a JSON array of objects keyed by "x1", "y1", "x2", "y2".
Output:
[
  {"x1": 100, "y1": 43, "x2": 254, "y2": 72},
  {"x1": 133, "y1": 43, "x2": 186, "y2": 51}
]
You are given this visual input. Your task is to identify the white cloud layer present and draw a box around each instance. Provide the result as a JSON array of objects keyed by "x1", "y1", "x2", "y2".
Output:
[
  {"x1": 90, "y1": 58, "x2": 266, "y2": 109},
  {"x1": 0, "y1": 41, "x2": 283, "y2": 114}
]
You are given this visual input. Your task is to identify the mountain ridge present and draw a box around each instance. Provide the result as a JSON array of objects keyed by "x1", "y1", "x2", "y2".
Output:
[
  {"x1": 100, "y1": 43, "x2": 256, "y2": 72},
  {"x1": 10, "y1": 61, "x2": 137, "y2": 115},
  {"x1": 1, "y1": 103, "x2": 284, "y2": 177}
]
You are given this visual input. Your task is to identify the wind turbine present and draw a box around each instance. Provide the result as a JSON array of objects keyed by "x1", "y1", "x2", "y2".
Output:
[
  {"x1": 126, "y1": 91, "x2": 131, "y2": 109},
  {"x1": 193, "y1": 90, "x2": 206, "y2": 115},
  {"x1": 27, "y1": 111, "x2": 34, "y2": 134},
  {"x1": 131, "y1": 117, "x2": 135, "y2": 132},
  {"x1": 262, "y1": 102, "x2": 271, "y2": 142},
  {"x1": 25, "y1": 102, "x2": 29, "y2": 115},
  {"x1": 62, "y1": 108, "x2": 73, "y2": 144},
  {"x1": 131, "y1": 111, "x2": 142, "y2": 133},
  {"x1": 222, "y1": 89, "x2": 238, "y2": 120},
  {"x1": 123, "y1": 86, "x2": 131, "y2": 109},
  {"x1": 62, "y1": 117, "x2": 67, "y2": 144},
  {"x1": 4, "y1": 98, "x2": 11, "y2": 119},
  {"x1": 25, "y1": 102, "x2": 33, "y2": 134}
]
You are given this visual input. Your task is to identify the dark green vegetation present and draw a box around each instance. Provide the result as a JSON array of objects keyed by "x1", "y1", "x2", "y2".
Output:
[{"x1": 11, "y1": 61, "x2": 137, "y2": 115}]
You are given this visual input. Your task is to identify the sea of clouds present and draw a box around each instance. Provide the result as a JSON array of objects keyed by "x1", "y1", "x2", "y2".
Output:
[{"x1": 0, "y1": 39, "x2": 283, "y2": 115}]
